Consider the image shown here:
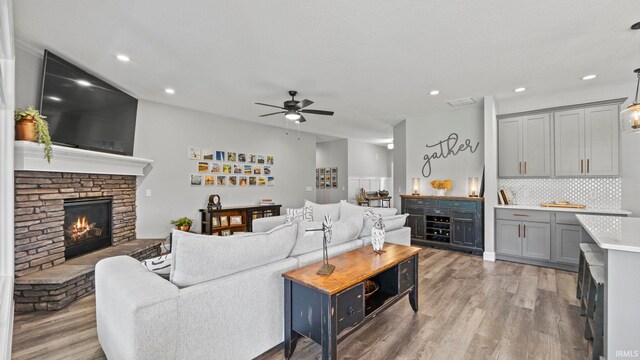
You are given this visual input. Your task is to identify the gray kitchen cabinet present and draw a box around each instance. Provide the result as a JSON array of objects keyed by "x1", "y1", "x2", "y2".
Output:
[
  {"x1": 584, "y1": 105, "x2": 619, "y2": 176},
  {"x1": 555, "y1": 224, "x2": 581, "y2": 265},
  {"x1": 496, "y1": 220, "x2": 522, "y2": 256},
  {"x1": 521, "y1": 222, "x2": 551, "y2": 260},
  {"x1": 554, "y1": 109, "x2": 585, "y2": 176},
  {"x1": 498, "y1": 114, "x2": 551, "y2": 177},
  {"x1": 554, "y1": 105, "x2": 619, "y2": 177}
]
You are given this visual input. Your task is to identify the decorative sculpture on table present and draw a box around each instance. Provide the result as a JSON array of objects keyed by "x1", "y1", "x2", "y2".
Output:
[
  {"x1": 365, "y1": 209, "x2": 386, "y2": 254},
  {"x1": 306, "y1": 214, "x2": 335, "y2": 275}
]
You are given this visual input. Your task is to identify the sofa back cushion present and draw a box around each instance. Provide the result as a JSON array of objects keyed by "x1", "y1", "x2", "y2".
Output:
[
  {"x1": 339, "y1": 200, "x2": 397, "y2": 220},
  {"x1": 304, "y1": 200, "x2": 341, "y2": 221},
  {"x1": 361, "y1": 214, "x2": 409, "y2": 237},
  {"x1": 290, "y1": 216, "x2": 363, "y2": 257},
  {"x1": 170, "y1": 222, "x2": 298, "y2": 287}
]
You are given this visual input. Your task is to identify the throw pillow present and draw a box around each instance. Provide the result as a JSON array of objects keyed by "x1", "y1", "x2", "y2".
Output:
[
  {"x1": 304, "y1": 200, "x2": 341, "y2": 221},
  {"x1": 285, "y1": 206, "x2": 312, "y2": 223},
  {"x1": 141, "y1": 254, "x2": 172, "y2": 279}
]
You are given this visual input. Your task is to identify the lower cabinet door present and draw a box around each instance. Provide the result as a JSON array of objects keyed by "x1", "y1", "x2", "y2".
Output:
[
  {"x1": 555, "y1": 224, "x2": 581, "y2": 264},
  {"x1": 522, "y1": 222, "x2": 551, "y2": 260},
  {"x1": 496, "y1": 220, "x2": 522, "y2": 256},
  {"x1": 452, "y1": 212, "x2": 474, "y2": 247},
  {"x1": 336, "y1": 283, "x2": 365, "y2": 334},
  {"x1": 406, "y1": 208, "x2": 424, "y2": 239}
]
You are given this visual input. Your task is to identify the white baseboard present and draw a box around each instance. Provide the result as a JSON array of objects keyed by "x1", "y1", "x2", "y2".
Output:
[{"x1": 483, "y1": 251, "x2": 496, "y2": 262}]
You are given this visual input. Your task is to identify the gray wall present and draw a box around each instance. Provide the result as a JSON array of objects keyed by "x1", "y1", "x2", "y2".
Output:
[
  {"x1": 134, "y1": 101, "x2": 317, "y2": 237},
  {"x1": 393, "y1": 120, "x2": 406, "y2": 207},
  {"x1": 315, "y1": 139, "x2": 348, "y2": 204},
  {"x1": 347, "y1": 139, "x2": 391, "y2": 177},
  {"x1": 405, "y1": 105, "x2": 485, "y2": 196},
  {"x1": 15, "y1": 46, "x2": 41, "y2": 108}
]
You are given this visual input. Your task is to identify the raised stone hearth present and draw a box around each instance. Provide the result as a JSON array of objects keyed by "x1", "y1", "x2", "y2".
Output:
[{"x1": 14, "y1": 239, "x2": 162, "y2": 312}]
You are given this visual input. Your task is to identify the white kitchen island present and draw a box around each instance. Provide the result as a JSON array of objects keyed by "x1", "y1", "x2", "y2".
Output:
[{"x1": 577, "y1": 215, "x2": 640, "y2": 359}]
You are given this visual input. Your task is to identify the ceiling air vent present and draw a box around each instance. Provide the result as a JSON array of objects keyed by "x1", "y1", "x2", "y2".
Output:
[{"x1": 446, "y1": 97, "x2": 477, "y2": 108}]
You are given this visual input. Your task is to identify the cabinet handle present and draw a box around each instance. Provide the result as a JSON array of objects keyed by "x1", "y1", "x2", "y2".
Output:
[
  {"x1": 513, "y1": 214, "x2": 530, "y2": 217},
  {"x1": 519, "y1": 162, "x2": 522, "y2": 174},
  {"x1": 348, "y1": 306, "x2": 355, "y2": 317},
  {"x1": 524, "y1": 161, "x2": 527, "y2": 175},
  {"x1": 518, "y1": 224, "x2": 521, "y2": 237},
  {"x1": 587, "y1": 159, "x2": 590, "y2": 173},
  {"x1": 523, "y1": 224, "x2": 526, "y2": 238},
  {"x1": 581, "y1": 159, "x2": 584, "y2": 174}
]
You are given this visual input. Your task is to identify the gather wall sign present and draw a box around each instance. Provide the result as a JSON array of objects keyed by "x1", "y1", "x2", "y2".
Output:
[{"x1": 421, "y1": 133, "x2": 480, "y2": 178}]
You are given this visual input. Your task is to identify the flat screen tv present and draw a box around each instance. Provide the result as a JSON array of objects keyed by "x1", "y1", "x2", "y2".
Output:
[{"x1": 39, "y1": 50, "x2": 138, "y2": 156}]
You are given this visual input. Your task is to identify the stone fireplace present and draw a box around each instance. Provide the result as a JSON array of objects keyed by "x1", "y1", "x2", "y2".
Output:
[{"x1": 13, "y1": 141, "x2": 159, "y2": 312}]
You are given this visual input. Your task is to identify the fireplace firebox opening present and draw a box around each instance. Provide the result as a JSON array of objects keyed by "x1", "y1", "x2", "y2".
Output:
[{"x1": 63, "y1": 197, "x2": 113, "y2": 259}]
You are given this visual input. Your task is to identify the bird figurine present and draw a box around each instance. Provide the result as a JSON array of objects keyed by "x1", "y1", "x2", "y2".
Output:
[{"x1": 365, "y1": 210, "x2": 386, "y2": 254}]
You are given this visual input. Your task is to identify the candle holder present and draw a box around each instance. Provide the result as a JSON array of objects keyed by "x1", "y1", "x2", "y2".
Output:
[
  {"x1": 411, "y1": 178, "x2": 420, "y2": 195},
  {"x1": 468, "y1": 177, "x2": 479, "y2": 197}
]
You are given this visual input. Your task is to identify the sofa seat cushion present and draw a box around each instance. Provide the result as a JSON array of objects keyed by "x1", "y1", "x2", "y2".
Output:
[
  {"x1": 170, "y1": 222, "x2": 298, "y2": 287},
  {"x1": 339, "y1": 200, "x2": 397, "y2": 221},
  {"x1": 290, "y1": 216, "x2": 363, "y2": 257},
  {"x1": 304, "y1": 200, "x2": 341, "y2": 221},
  {"x1": 295, "y1": 240, "x2": 363, "y2": 268},
  {"x1": 361, "y1": 214, "x2": 409, "y2": 238}
]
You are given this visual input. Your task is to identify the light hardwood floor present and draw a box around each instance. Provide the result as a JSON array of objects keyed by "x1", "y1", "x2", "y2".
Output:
[{"x1": 12, "y1": 248, "x2": 592, "y2": 359}]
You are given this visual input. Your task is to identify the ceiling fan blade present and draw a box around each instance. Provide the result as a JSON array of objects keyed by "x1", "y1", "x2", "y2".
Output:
[
  {"x1": 255, "y1": 102, "x2": 285, "y2": 110},
  {"x1": 259, "y1": 111, "x2": 286, "y2": 117},
  {"x1": 295, "y1": 99, "x2": 313, "y2": 109},
  {"x1": 297, "y1": 115, "x2": 307, "y2": 123},
  {"x1": 300, "y1": 109, "x2": 334, "y2": 116}
]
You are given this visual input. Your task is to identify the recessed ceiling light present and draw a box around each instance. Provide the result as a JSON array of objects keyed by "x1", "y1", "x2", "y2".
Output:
[
  {"x1": 76, "y1": 79, "x2": 91, "y2": 87},
  {"x1": 429, "y1": 90, "x2": 440, "y2": 96},
  {"x1": 164, "y1": 88, "x2": 175, "y2": 94},
  {"x1": 46, "y1": 96, "x2": 62, "y2": 102},
  {"x1": 582, "y1": 74, "x2": 597, "y2": 80},
  {"x1": 387, "y1": 143, "x2": 394, "y2": 150},
  {"x1": 116, "y1": 54, "x2": 130, "y2": 62},
  {"x1": 514, "y1": 87, "x2": 526, "y2": 93}
]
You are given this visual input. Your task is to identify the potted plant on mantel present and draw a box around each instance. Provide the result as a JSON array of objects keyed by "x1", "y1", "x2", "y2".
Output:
[
  {"x1": 14, "y1": 106, "x2": 52, "y2": 163},
  {"x1": 170, "y1": 217, "x2": 193, "y2": 232}
]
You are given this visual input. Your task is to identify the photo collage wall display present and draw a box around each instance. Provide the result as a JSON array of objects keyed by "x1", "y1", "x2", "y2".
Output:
[
  {"x1": 315, "y1": 167, "x2": 338, "y2": 189},
  {"x1": 188, "y1": 147, "x2": 275, "y2": 187}
]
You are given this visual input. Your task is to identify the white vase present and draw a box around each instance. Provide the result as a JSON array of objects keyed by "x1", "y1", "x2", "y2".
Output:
[{"x1": 436, "y1": 189, "x2": 446, "y2": 196}]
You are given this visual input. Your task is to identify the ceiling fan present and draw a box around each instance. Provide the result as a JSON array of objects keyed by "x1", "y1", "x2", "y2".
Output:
[{"x1": 255, "y1": 90, "x2": 334, "y2": 123}]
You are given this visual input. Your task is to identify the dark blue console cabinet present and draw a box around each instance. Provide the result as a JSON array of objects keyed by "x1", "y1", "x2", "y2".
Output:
[{"x1": 400, "y1": 195, "x2": 484, "y2": 255}]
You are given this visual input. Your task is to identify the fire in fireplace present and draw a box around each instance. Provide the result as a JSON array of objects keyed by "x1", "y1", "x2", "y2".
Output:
[{"x1": 63, "y1": 198, "x2": 113, "y2": 259}]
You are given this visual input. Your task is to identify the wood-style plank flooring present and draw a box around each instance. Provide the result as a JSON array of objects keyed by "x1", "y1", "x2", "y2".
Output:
[{"x1": 12, "y1": 248, "x2": 592, "y2": 359}]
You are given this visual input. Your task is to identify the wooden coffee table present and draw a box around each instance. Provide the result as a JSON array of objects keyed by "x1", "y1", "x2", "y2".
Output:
[{"x1": 282, "y1": 243, "x2": 421, "y2": 360}]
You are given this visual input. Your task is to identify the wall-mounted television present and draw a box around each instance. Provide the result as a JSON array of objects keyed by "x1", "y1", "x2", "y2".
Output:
[{"x1": 39, "y1": 50, "x2": 138, "y2": 156}]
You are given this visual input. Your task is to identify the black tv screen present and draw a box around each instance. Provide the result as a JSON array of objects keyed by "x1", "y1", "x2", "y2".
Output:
[{"x1": 39, "y1": 50, "x2": 138, "y2": 156}]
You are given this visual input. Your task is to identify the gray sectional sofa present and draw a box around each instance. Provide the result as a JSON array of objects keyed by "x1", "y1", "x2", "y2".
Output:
[{"x1": 95, "y1": 201, "x2": 410, "y2": 360}]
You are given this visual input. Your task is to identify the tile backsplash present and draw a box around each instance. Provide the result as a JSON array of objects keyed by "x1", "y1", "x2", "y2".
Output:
[{"x1": 498, "y1": 177, "x2": 622, "y2": 211}]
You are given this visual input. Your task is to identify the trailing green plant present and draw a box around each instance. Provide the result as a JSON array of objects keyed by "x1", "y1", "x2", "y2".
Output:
[
  {"x1": 170, "y1": 217, "x2": 193, "y2": 227},
  {"x1": 14, "y1": 106, "x2": 52, "y2": 163}
]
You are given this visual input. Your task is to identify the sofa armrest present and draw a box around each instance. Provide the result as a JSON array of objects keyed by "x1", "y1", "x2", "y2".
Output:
[
  {"x1": 252, "y1": 215, "x2": 286, "y2": 233},
  {"x1": 95, "y1": 256, "x2": 180, "y2": 360}
]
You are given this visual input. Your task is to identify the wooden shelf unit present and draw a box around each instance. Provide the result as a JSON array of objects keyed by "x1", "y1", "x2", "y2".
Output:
[{"x1": 199, "y1": 204, "x2": 281, "y2": 235}]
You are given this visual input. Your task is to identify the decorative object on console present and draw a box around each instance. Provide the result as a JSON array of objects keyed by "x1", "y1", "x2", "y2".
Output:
[
  {"x1": 220, "y1": 216, "x2": 229, "y2": 227},
  {"x1": 171, "y1": 217, "x2": 193, "y2": 232},
  {"x1": 304, "y1": 214, "x2": 335, "y2": 275},
  {"x1": 365, "y1": 209, "x2": 386, "y2": 254},
  {"x1": 468, "y1": 177, "x2": 479, "y2": 197},
  {"x1": 431, "y1": 179, "x2": 451, "y2": 196},
  {"x1": 412, "y1": 178, "x2": 421, "y2": 195},
  {"x1": 620, "y1": 68, "x2": 640, "y2": 133},
  {"x1": 14, "y1": 106, "x2": 52, "y2": 163},
  {"x1": 230, "y1": 215, "x2": 243, "y2": 225},
  {"x1": 211, "y1": 216, "x2": 221, "y2": 228},
  {"x1": 364, "y1": 280, "x2": 379, "y2": 299},
  {"x1": 208, "y1": 194, "x2": 222, "y2": 210}
]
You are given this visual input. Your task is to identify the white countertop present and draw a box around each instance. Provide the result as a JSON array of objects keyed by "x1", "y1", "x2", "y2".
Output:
[
  {"x1": 494, "y1": 204, "x2": 631, "y2": 216},
  {"x1": 577, "y1": 215, "x2": 640, "y2": 253}
]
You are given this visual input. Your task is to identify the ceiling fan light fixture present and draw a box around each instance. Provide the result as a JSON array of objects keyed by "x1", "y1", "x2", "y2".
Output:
[
  {"x1": 620, "y1": 68, "x2": 640, "y2": 133},
  {"x1": 285, "y1": 109, "x2": 301, "y2": 121}
]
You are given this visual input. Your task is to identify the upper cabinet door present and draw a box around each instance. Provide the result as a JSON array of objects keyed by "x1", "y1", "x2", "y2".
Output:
[
  {"x1": 584, "y1": 105, "x2": 619, "y2": 176},
  {"x1": 521, "y1": 114, "x2": 551, "y2": 177},
  {"x1": 498, "y1": 117, "x2": 522, "y2": 177},
  {"x1": 554, "y1": 109, "x2": 585, "y2": 176}
]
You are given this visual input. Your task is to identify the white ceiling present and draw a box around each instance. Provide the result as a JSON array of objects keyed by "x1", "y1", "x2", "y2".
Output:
[{"x1": 13, "y1": 1, "x2": 640, "y2": 144}]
